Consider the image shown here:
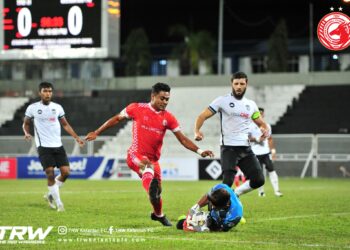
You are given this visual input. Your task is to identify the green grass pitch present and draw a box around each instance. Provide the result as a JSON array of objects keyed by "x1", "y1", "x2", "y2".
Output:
[{"x1": 0, "y1": 178, "x2": 349, "y2": 250}]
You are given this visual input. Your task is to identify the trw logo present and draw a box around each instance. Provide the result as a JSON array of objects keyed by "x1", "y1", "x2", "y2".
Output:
[{"x1": 0, "y1": 226, "x2": 53, "y2": 241}]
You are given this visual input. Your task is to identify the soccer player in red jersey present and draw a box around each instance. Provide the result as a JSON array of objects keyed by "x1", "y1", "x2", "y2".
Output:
[{"x1": 85, "y1": 83, "x2": 214, "y2": 226}]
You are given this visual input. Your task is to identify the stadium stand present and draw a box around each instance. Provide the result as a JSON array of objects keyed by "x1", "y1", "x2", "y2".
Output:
[
  {"x1": 254, "y1": 85, "x2": 304, "y2": 125},
  {"x1": 0, "y1": 90, "x2": 150, "y2": 136},
  {"x1": 273, "y1": 85, "x2": 350, "y2": 134},
  {"x1": 0, "y1": 97, "x2": 29, "y2": 126}
]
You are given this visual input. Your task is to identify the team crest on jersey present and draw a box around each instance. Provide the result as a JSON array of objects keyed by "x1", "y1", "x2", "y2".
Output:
[
  {"x1": 52, "y1": 109, "x2": 56, "y2": 114},
  {"x1": 162, "y1": 119, "x2": 167, "y2": 126},
  {"x1": 229, "y1": 102, "x2": 235, "y2": 108},
  {"x1": 144, "y1": 116, "x2": 149, "y2": 121},
  {"x1": 245, "y1": 105, "x2": 250, "y2": 111},
  {"x1": 37, "y1": 109, "x2": 42, "y2": 114}
]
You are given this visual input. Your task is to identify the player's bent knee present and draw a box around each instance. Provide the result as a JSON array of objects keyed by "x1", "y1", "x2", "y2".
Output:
[
  {"x1": 250, "y1": 174, "x2": 265, "y2": 188},
  {"x1": 60, "y1": 168, "x2": 70, "y2": 179},
  {"x1": 266, "y1": 164, "x2": 274, "y2": 172},
  {"x1": 62, "y1": 171, "x2": 70, "y2": 179},
  {"x1": 222, "y1": 172, "x2": 234, "y2": 188}
]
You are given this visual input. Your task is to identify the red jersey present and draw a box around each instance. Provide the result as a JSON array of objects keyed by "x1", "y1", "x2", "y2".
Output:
[{"x1": 122, "y1": 103, "x2": 180, "y2": 162}]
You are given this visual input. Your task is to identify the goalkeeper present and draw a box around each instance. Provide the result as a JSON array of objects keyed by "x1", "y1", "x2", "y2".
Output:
[{"x1": 177, "y1": 183, "x2": 243, "y2": 232}]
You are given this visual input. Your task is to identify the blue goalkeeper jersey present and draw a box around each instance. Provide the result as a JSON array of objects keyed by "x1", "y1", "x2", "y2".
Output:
[{"x1": 208, "y1": 183, "x2": 243, "y2": 231}]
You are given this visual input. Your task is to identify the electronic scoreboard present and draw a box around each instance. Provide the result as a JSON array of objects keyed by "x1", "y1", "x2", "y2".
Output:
[{"x1": 0, "y1": 0, "x2": 120, "y2": 59}]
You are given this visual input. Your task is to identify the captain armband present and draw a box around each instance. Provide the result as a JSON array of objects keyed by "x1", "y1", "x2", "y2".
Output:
[{"x1": 251, "y1": 111, "x2": 260, "y2": 120}]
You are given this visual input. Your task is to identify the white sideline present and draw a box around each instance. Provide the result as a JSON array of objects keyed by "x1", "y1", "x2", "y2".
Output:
[{"x1": 252, "y1": 212, "x2": 350, "y2": 222}]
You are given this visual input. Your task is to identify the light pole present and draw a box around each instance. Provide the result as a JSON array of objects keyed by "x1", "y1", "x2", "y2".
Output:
[
  {"x1": 309, "y1": 2, "x2": 314, "y2": 72},
  {"x1": 217, "y1": 0, "x2": 224, "y2": 75}
]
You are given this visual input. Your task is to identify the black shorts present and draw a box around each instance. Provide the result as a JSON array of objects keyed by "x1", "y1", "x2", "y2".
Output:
[
  {"x1": 256, "y1": 153, "x2": 275, "y2": 172},
  {"x1": 220, "y1": 145, "x2": 262, "y2": 179},
  {"x1": 37, "y1": 146, "x2": 70, "y2": 169}
]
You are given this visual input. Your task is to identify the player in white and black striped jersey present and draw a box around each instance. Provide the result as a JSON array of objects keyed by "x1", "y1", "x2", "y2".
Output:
[
  {"x1": 194, "y1": 72, "x2": 270, "y2": 197},
  {"x1": 22, "y1": 82, "x2": 84, "y2": 212},
  {"x1": 249, "y1": 107, "x2": 283, "y2": 197}
]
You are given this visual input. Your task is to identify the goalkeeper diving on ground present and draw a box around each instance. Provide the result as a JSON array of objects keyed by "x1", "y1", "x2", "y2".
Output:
[{"x1": 176, "y1": 183, "x2": 245, "y2": 232}]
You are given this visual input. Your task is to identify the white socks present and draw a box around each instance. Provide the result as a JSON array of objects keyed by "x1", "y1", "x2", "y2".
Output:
[
  {"x1": 55, "y1": 175, "x2": 64, "y2": 188},
  {"x1": 258, "y1": 186, "x2": 265, "y2": 194},
  {"x1": 234, "y1": 180, "x2": 253, "y2": 196},
  {"x1": 48, "y1": 184, "x2": 62, "y2": 206},
  {"x1": 269, "y1": 171, "x2": 280, "y2": 193},
  {"x1": 47, "y1": 175, "x2": 65, "y2": 206}
]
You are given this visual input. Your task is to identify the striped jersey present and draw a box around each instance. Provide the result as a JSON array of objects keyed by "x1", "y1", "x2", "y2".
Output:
[
  {"x1": 208, "y1": 93, "x2": 260, "y2": 146},
  {"x1": 249, "y1": 122, "x2": 272, "y2": 155},
  {"x1": 24, "y1": 101, "x2": 65, "y2": 147}
]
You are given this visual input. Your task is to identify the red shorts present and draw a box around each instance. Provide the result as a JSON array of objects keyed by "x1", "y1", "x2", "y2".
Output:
[{"x1": 126, "y1": 153, "x2": 162, "y2": 182}]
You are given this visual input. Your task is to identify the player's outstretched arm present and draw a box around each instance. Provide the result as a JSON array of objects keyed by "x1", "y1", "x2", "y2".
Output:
[
  {"x1": 194, "y1": 108, "x2": 215, "y2": 141},
  {"x1": 173, "y1": 131, "x2": 214, "y2": 158},
  {"x1": 60, "y1": 117, "x2": 85, "y2": 147},
  {"x1": 85, "y1": 114, "x2": 126, "y2": 141}
]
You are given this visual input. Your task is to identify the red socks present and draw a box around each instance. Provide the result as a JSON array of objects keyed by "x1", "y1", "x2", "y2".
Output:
[{"x1": 141, "y1": 168, "x2": 154, "y2": 192}]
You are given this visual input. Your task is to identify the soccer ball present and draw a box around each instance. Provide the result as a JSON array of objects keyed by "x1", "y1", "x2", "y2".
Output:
[{"x1": 187, "y1": 211, "x2": 210, "y2": 232}]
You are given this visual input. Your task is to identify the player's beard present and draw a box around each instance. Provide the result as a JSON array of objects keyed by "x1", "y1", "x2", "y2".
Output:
[{"x1": 232, "y1": 88, "x2": 246, "y2": 100}]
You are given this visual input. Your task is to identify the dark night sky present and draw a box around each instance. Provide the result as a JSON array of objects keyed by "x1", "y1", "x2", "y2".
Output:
[{"x1": 119, "y1": 0, "x2": 350, "y2": 44}]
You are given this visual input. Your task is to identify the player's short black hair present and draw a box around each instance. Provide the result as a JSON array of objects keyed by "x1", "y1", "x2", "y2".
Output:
[
  {"x1": 259, "y1": 107, "x2": 264, "y2": 112},
  {"x1": 208, "y1": 188, "x2": 230, "y2": 209},
  {"x1": 39, "y1": 82, "x2": 54, "y2": 91},
  {"x1": 151, "y1": 82, "x2": 171, "y2": 94},
  {"x1": 231, "y1": 71, "x2": 248, "y2": 82}
]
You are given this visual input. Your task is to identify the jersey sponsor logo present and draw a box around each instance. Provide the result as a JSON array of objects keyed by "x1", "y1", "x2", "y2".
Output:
[
  {"x1": 240, "y1": 112, "x2": 249, "y2": 118},
  {"x1": 48, "y1": 117, "x2": 56, "y2": 122},
  {"x1": 140, "y1": 124, "x2": 163, "y2": 134},
  {"x1": 317, "y1": 12, "x2": 350, "y2": 51},
  {"x1": 230, "y1": 112, "x2": 250, "y2": 119},
  {"x1": 229, "y1": 102, "x2": 235, "y2": 108}
]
